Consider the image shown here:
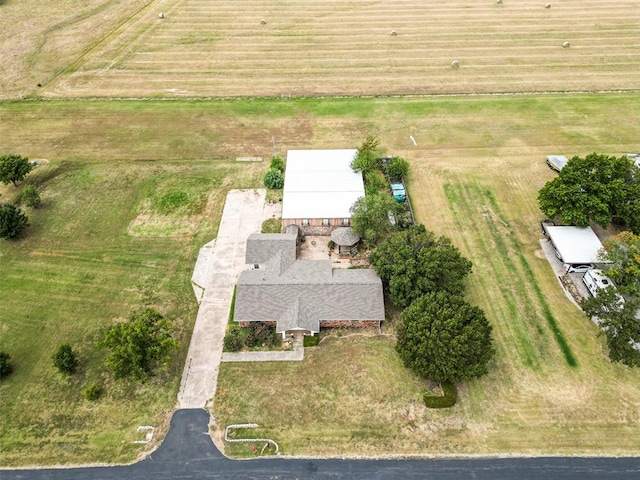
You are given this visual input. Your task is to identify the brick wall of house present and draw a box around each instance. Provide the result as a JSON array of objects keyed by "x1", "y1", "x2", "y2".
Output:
[
  {"x1": 282, "y1": 218, "x2": 350, "y2": 236},
  {"x1": 238, "y1": 319, "x2": 379, "y2": 329},
  {"x1": 320, "y1": 320, "x2": 380, "y2": 329}
]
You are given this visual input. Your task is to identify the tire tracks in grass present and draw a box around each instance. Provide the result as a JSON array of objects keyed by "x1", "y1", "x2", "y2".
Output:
[{"x1": 443, "y1": 182, "x2": 577, "y2": 369}]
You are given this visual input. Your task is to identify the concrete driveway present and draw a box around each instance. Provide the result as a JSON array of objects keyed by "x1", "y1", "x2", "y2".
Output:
[{"x1": 178, "y1": 189, "x2": 265, "y2": 409}]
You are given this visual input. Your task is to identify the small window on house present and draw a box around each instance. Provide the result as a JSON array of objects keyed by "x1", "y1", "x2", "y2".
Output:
[
  {"x1": 343, "y1": 218, "x2": 350, "y2": 226},
  {"x1": 302, "y1": 219, "x2": 309, "y2": 226},
  {"x1": 322, "y1": 218, "x2": 329, "y2": 226}
]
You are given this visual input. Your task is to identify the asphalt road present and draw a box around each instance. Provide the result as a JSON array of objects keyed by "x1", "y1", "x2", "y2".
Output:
[{"x1": 3, "y1": 409, "x2": 640, "y2": 480}]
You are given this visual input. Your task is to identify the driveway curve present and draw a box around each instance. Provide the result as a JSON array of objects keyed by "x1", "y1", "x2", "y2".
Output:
[{"x1": 3, "y1": 409, "x2": 640, "y2": 480}]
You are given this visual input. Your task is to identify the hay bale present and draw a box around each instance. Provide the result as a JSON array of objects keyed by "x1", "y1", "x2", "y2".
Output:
[
  {"x1": 158, "y1": 12, "x2": 164, "y2": 19},
  {"x1": 562, "y1": 41, "x2": 570, "y2": 48},
  {"x1": 390, "y1": 30, "x2": 397, "y2": 36},
  {"x1": 451, "y1": 60, "x2": 460, "y2": 69},
  {"x1": 545, "y1": 3, "x2": 551, "y2": 8},
  {"x1": 260, "y1": 18, "x2": 267, "y2": 25},
  {"x1": 496, "y1": 0, "x2": 502, "y2": 4}
]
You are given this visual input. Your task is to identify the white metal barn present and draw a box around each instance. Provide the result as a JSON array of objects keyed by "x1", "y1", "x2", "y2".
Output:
[{"x1": 281, "y1": 149, "x2": 365, "y2": 235}]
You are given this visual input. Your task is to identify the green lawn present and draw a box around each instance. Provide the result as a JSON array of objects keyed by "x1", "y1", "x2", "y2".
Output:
[{"x1": 0, "y1": 156, "x2": 263, "y2": 466}]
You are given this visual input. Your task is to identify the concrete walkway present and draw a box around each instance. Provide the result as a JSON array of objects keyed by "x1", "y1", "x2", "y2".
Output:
[
  {"x1": 178, "y1": 189, "x2": 266, "y2": 409},
  {"x1": 221, "y1": 338, "x2": 304, "y2": 363}
]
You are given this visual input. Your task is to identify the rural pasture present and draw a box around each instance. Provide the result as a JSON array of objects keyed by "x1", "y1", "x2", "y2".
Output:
[
  {"x1": 2, "y1": 0, "x2": 640, "y2": 99},
  {"x1": 4, "y1": 95, "x2": 640, "y2": 463},
  {"x1": 2, "y1": 0, "x2": 640, "y2": 467}
]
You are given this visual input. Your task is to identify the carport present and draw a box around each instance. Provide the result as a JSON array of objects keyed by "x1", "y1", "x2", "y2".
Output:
[{"x1": 541, "y1": 225, "x2": 609, "y2": 271}]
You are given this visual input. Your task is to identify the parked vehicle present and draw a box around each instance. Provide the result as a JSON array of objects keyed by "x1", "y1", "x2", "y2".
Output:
[
  {"x1": 565, "y1": 263, "x2": 594, "y2": 274},
  {"x1": 583, "y1": 269, "x2": 622, "y2": 302},
  {"x1": 390, "y1": 183, "x2": 406, "y2": 202},
  {"x1": 546, "y1": 155, "x2": 568, "y2": 172}
]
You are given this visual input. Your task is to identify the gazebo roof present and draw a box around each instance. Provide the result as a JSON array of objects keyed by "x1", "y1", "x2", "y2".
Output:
[{"x1": 331, "y1": 227, "x2": 360, "y2": 246}]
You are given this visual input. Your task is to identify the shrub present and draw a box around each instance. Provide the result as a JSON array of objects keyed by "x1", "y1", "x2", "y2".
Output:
[
  {"x1": 0, "y1": 203, "x2": 29, "y2": 239},
  {"x1": 84, "y1": 383, "x2": 102, "y2": 401},
  {"x1": 223, "y1": 325, "x2": 244, "y2": 352},
  {"x1": 423, "y1": 382, "x2": 457, "y2": 408},
  {"x1": 387, "y1": 157, "x2": 410, "y2": 179},
  {"x1": 364, "y1": 170, "x2": 389, "y2": 196},
  {"x1": 270, "y1": 156, "x2": 285, "y2": 173},
  {"x1": 263, "y1": 169, "x2": 284, "y2": 189},
  {"x1": 303, "y1": 335, "x2": 319, "y2": 347},
  {"x1": 0, "y1": 351, "x2": 13, "y2": 378},
  {"x1": 52, "y1": 344, "x2": 79, "y2": 375},
  {"x1": 22, "y1": 184, "x2": 41, "y2": 208}
]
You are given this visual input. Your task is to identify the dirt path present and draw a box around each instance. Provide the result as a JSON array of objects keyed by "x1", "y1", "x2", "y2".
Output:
[{"x1": 178, "y1": 189, "x2": 265, "y2": 409}]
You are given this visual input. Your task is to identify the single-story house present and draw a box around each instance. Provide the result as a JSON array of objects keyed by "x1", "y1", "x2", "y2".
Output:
[
  {"x1": 542, "y1": 225, "x2": 610, "y2": 271},
  {"x1": 281, "y1": 149, "x2": 365, "y2": 235},
  {"x1": 234, "y1": 233, "x2": 384, "y2": 338}
]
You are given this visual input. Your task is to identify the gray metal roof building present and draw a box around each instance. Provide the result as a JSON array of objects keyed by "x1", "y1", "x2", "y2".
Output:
[{"x1": 235, "y1": 234, "x2": 384, "y2": 335}]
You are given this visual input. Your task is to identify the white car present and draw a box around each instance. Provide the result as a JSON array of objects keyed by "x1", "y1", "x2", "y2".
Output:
[{"x1": 564, "y1": 263, "x2": 593, "y2": 274}]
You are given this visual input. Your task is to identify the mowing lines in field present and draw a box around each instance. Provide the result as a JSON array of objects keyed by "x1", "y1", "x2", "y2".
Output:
[
  {"x1": 43, "y1": 0, "x2": 640, "y2": 97},
  {"x1": 444, "y1": 182, "x2": 576, "y2": 369},
  {"x1": 481, "y1": 189, "x2": 577, "y2": 368},
  {"x1": 443, "y1": 183, "x2": 540, "y2": 369}
]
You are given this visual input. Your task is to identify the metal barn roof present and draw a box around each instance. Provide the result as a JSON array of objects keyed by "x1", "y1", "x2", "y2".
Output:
[
  {"x1": 544, "y1": 225, "x2": 607, "y2": 264},
  {"x1": 281, "y1": 149, "x2": 364, "y2": 219}
]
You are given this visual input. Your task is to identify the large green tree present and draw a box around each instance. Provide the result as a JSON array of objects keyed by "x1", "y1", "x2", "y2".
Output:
[
  {"x1": 0, "y1": 203, "x2": 29, "y2": 239},
  {"x1": 581, "y1": 288, "x2": 640, "y2": 367},
  {"x1": 599, "y1": 231, "x2": 640, "y2": 297},
  {"x1": 0, "y1": 154, "x2": 32, "y2": 186},
  {"x1": 370, "y1": 224, "x2": 472, "y2": 307},
  {"x1": 397, "y1": 292, "x2": 494, "y2": 382},
  {"x1": 350, "y1": 192, "x2": 400, "y2": 247},
  {"x1": 99, "y1": 308, "x2": 177, "y2": 382},
  {"x1": 538, "y1": 153, "x2": 639, "y2": 232}
]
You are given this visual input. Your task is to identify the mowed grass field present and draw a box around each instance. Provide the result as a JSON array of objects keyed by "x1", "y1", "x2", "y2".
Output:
[
  {"x1": 2, "y1": 0, "x2": 639, "y2": 99},
  {"x1": 0, "y1": 103, "x2": 268, "y2": 466},
  {"x1": 1, "y1": 94, "x2": 640, "y2": 465},
  {"x1": 0, "y1": 0, "x2": 149, "y2": 100}
]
